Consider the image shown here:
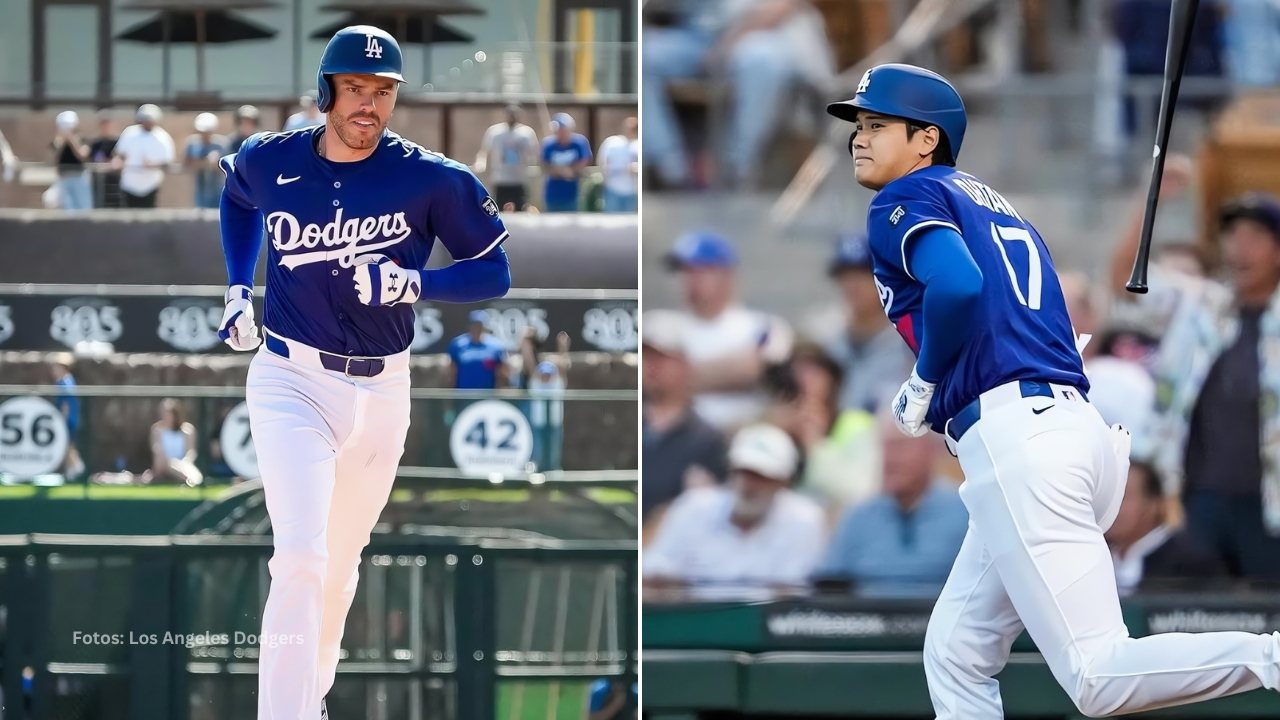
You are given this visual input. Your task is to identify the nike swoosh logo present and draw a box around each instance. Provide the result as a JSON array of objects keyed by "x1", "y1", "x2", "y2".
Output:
[
  {"x1": 1032, "y1": 405, "x2": 1055, "y2": 415},
  {"x1": 276, "y1": 175, "x2": 301, "y2": 185}
]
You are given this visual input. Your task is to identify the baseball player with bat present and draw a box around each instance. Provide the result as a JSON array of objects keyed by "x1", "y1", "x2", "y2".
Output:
[
  {"x1": 827, "y1": 63, "x2": 1280, "y2": 718},
  {"x1": 216, "y1": 25, "x2": 511, "y2": 719}
]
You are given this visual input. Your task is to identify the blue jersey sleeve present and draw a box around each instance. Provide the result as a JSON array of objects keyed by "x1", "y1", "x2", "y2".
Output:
[
  {"x1": 866, "y1": 178, "x2": 959, "y2": 281},
  {"x1": 219, "y1": 132, "x2": 266, "y2": 209},
  {"x1": 218, "y1": 133, "x2": 267, "y2": 288},
  {"x1": 428, "y1": 162, "x2": 510, "y2": 262},
  {"x1": 540, "y1": 138, "x2": 555, "y2": 163}
]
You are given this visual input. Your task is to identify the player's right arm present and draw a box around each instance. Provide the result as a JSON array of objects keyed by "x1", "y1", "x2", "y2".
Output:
[{"x1": 216, "y1": 133, "x2": 267, "y2": 351}]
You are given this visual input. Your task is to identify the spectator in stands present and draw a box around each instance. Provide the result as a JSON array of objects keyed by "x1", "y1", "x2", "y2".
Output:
[
  {"x1": 665, "y1": 231, "x2": 793, "y2": 432},
  {"x1": 1118, "y1": 189, "x2": 1280, "y2": 581},
  {"x1": 283, "y1": 92, "x2": 324, "y2": 132},
  {"x1": 183, "y1": 113, "x2": 227, "y2": 209},
  {"x1": 540, "y1": 113, "x2": 592, "y2": 212},
  {"x1": 526, "y1": 360, "x2": 566, "y2": 471},
  {"x1": 1059, "y1": 270, "x2": 1158, "y2": 437},
  {"x1": 811, "y1": 410, "x2": 967, "y2": 597},
  {"x1": 1107, "y1": 460, "x2": 1227, "y2": 595},
  {"x1": 226, "y1": 105, "x2": 261, "y2": 154},
  {"x1": 140, "y1": 398, "x2": 202, "y2": 487},
  {"x1": 50, "y1": 111, "x2": 91, "y2": 211},
  {"x1": 51, "y1": 354, "x2": 84, "y2": 480},
  {"x1": 1087, "y1": 327, "x2": 1157, "y2": 438},
  {"x1": 510, "y1": 327, "x2": 570, "y2": 390},
  {"x1": 813, "y1": 233, "x2": 915, "y2": 413},
  {"x1": 1112, "y1": 0, "x2": 1225, "y2": 142},
  {"x1": 598, "y1": 116, "x2": 639, "y2": 213},
  {"x1": 642, "y1": 0, "x2": 834, "y2": 188},
  {"x1": 641, "y1": 309, "x2": 729, "y2": 522},
  {"x1": 765, "y1": 341, "x2": 881, "y2": 516},
  {"x1": 643, "y1": 423, "x2": 826, "y2": 587},
  {"x1": 88, "y1": 110, "x2": 120, "y2": 208},
  {"x1": 1219, "y1": 0, "x2": 1280, "y2": 87},
  {"x1": 475, "y1": 103, "x2": 539, "y2": 212},
  {"x1": 111, "y1": 104, "x2": 174, "y2": 209},
  {"x1": 446, "y1": 310, "x2": 507, "y2": 390}
]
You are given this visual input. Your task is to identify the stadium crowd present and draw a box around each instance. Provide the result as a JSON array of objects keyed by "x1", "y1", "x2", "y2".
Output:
[{"x1": 1, "y1": 97, "x2": 638, "y2": 214}]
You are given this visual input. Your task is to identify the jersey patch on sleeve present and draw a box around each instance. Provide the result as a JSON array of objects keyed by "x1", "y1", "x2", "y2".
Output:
[
  {"x1": 482, "y1": 196, "x2": 499, "y2": 217},
  {"x1": 890, "y1": 206, "x2": 905, "y2": 226}
]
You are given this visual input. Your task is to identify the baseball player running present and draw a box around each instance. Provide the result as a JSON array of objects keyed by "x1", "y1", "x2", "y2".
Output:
[
  {"x1": 827, "y1": 64, "x2": 1280, "y2": 718},
  {"x1": 216, "y1": 26, "x2": 511, "y2": 719}
]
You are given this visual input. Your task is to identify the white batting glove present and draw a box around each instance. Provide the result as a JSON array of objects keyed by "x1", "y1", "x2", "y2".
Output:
[
  {"x1": 217, "y1": 285, "x2": 261, "y2": 351},
  {"x1": 353, "y1": 255, "x2": 422, "y2": 307},
  {"x1": 891, "y1": 367, "x2": 936, "y2": 437}
]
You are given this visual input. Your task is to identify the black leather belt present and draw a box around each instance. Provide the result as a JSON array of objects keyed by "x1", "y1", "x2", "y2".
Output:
[{"x1": 265, "y1": 333, "x2": 386, "y2": 378}]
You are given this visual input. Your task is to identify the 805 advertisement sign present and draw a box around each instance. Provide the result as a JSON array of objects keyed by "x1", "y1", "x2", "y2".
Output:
[{"x1": 0, "y1": 293, "x2": 637, "y2": 354}]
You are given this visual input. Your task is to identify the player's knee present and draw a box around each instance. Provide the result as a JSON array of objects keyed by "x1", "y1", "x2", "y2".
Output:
[
  {"x1": 268, "y1": 538, "x2": 328, "y2": 583},
  {"x1": 922, "y1": 622, "x2": 961, "y2": 678},
  {"x1": 1070, "y1": 664, "x2": 1123, "y2": 718}
]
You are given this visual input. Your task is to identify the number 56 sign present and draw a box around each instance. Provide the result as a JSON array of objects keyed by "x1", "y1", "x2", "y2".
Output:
[{"x1": 0, "y1": 396, "x2": 70, "y2": 478}]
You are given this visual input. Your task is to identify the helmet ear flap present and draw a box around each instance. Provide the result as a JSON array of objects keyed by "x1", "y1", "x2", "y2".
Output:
[{"x1": 316, "y1": 72, "x2": 333, "y2": 113}]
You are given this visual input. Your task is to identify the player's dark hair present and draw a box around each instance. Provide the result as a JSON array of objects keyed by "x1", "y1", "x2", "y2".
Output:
[{"x1": 906, "y1": 121, "x2": 954, "y2": 166}]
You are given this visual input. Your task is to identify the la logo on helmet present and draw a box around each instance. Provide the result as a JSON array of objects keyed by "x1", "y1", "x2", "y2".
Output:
[
  {"x1": 364, "y1": 35, "x2": 383, "y2": 58},
  {"x1": 857, "y1": 69, "x2": 872, "y2": 95}
]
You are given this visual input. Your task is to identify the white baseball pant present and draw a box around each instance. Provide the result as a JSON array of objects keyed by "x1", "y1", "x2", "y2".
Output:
[
  {"x1": 926, "y1": 380, "x2": 1280, "y2": 718},
  {"x1": 245, "y1": 340, "x2": 411, "y2": 720}
]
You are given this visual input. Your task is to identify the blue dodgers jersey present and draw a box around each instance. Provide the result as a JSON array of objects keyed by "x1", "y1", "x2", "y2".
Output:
[
  {"x1": 447, "y1": 333, "x2": 506, "y2": 389},
  {"x1": 866, "y1": 165, "x2": 1087, "y2": 429},
  {"x1": 220, "y1": 127, "x2": 509, "y2": 357},
  {"x1": 541, "y1": 134, "x2": 592, "y2": 206}
]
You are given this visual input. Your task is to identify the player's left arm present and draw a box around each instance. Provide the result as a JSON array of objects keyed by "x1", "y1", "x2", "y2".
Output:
[
  {"x1": 910, "y1": 228, "x2": 984, "y2": 382},
  {"x1": 354, "y1": 162, "x2": 511, "y2": 307},
  {"x1": 888, "y1": 227, "x2": 983, "y2": 436}
]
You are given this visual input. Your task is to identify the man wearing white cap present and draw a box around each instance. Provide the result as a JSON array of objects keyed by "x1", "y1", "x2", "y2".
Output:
[
  {"x1": 643, "y1": 422, "x2": 826, "y2": 587},
  {"x1": 50, "y1": 111, "x2": 91, "y2": 210},
  {"x1": 183, "y1": 112, "x2": 227, "y2": 209},
  {"x1": 112, "y1": 103, "x2": 175, "y2": 208}
]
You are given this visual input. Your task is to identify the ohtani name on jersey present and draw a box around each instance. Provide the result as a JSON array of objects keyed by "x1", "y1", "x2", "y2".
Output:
[
  {"x1": 266, "y1": 209, "x2": 412, "y2": 269},
  {"x1": 951, "y1": 177, "x2": 1024, "y2": 223}
]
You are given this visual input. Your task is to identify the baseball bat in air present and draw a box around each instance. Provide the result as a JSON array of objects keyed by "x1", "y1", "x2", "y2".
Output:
[{"x1": 1127, "y1": 0, "x2": 1200, "y2": 294}]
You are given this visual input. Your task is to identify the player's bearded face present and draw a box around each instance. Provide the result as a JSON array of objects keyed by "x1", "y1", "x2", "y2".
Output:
[
  {"x1": 850, "y1": 113, "x2": 937, "y2": 190},
  {"x1": 329, "y1": 74, "x2": 398, "y2": 150}
]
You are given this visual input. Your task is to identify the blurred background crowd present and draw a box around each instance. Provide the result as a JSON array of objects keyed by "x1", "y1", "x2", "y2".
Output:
[
  {"x1": 641, "y1": 0, "x2": 1280, "y2": 605},
  {"x1": 4, "y1": 98, "x2": 636, "y2": 214}
]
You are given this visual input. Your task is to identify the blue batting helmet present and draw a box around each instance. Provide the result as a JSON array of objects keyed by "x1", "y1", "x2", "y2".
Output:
[
  {"x1": 826, "y1": 63, "x2": 967, "y2": 164},
  {"x1": 315, "y1": 25, "x2": 405, "y2": 113}
]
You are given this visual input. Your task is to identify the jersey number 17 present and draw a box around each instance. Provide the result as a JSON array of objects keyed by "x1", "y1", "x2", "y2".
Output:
[{"x1": 990, "y1": 222, "x2": 1042, "y2": 310}]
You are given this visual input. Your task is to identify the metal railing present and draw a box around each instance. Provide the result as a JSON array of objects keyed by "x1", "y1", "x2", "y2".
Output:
[{"x1": 0, "y1": 533, "x2": 638, "y2": 720}]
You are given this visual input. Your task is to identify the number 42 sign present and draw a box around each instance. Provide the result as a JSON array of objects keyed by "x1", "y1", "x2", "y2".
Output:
[{"x1": 449, "y1": 400, "x2": 533, "y2": 477}]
